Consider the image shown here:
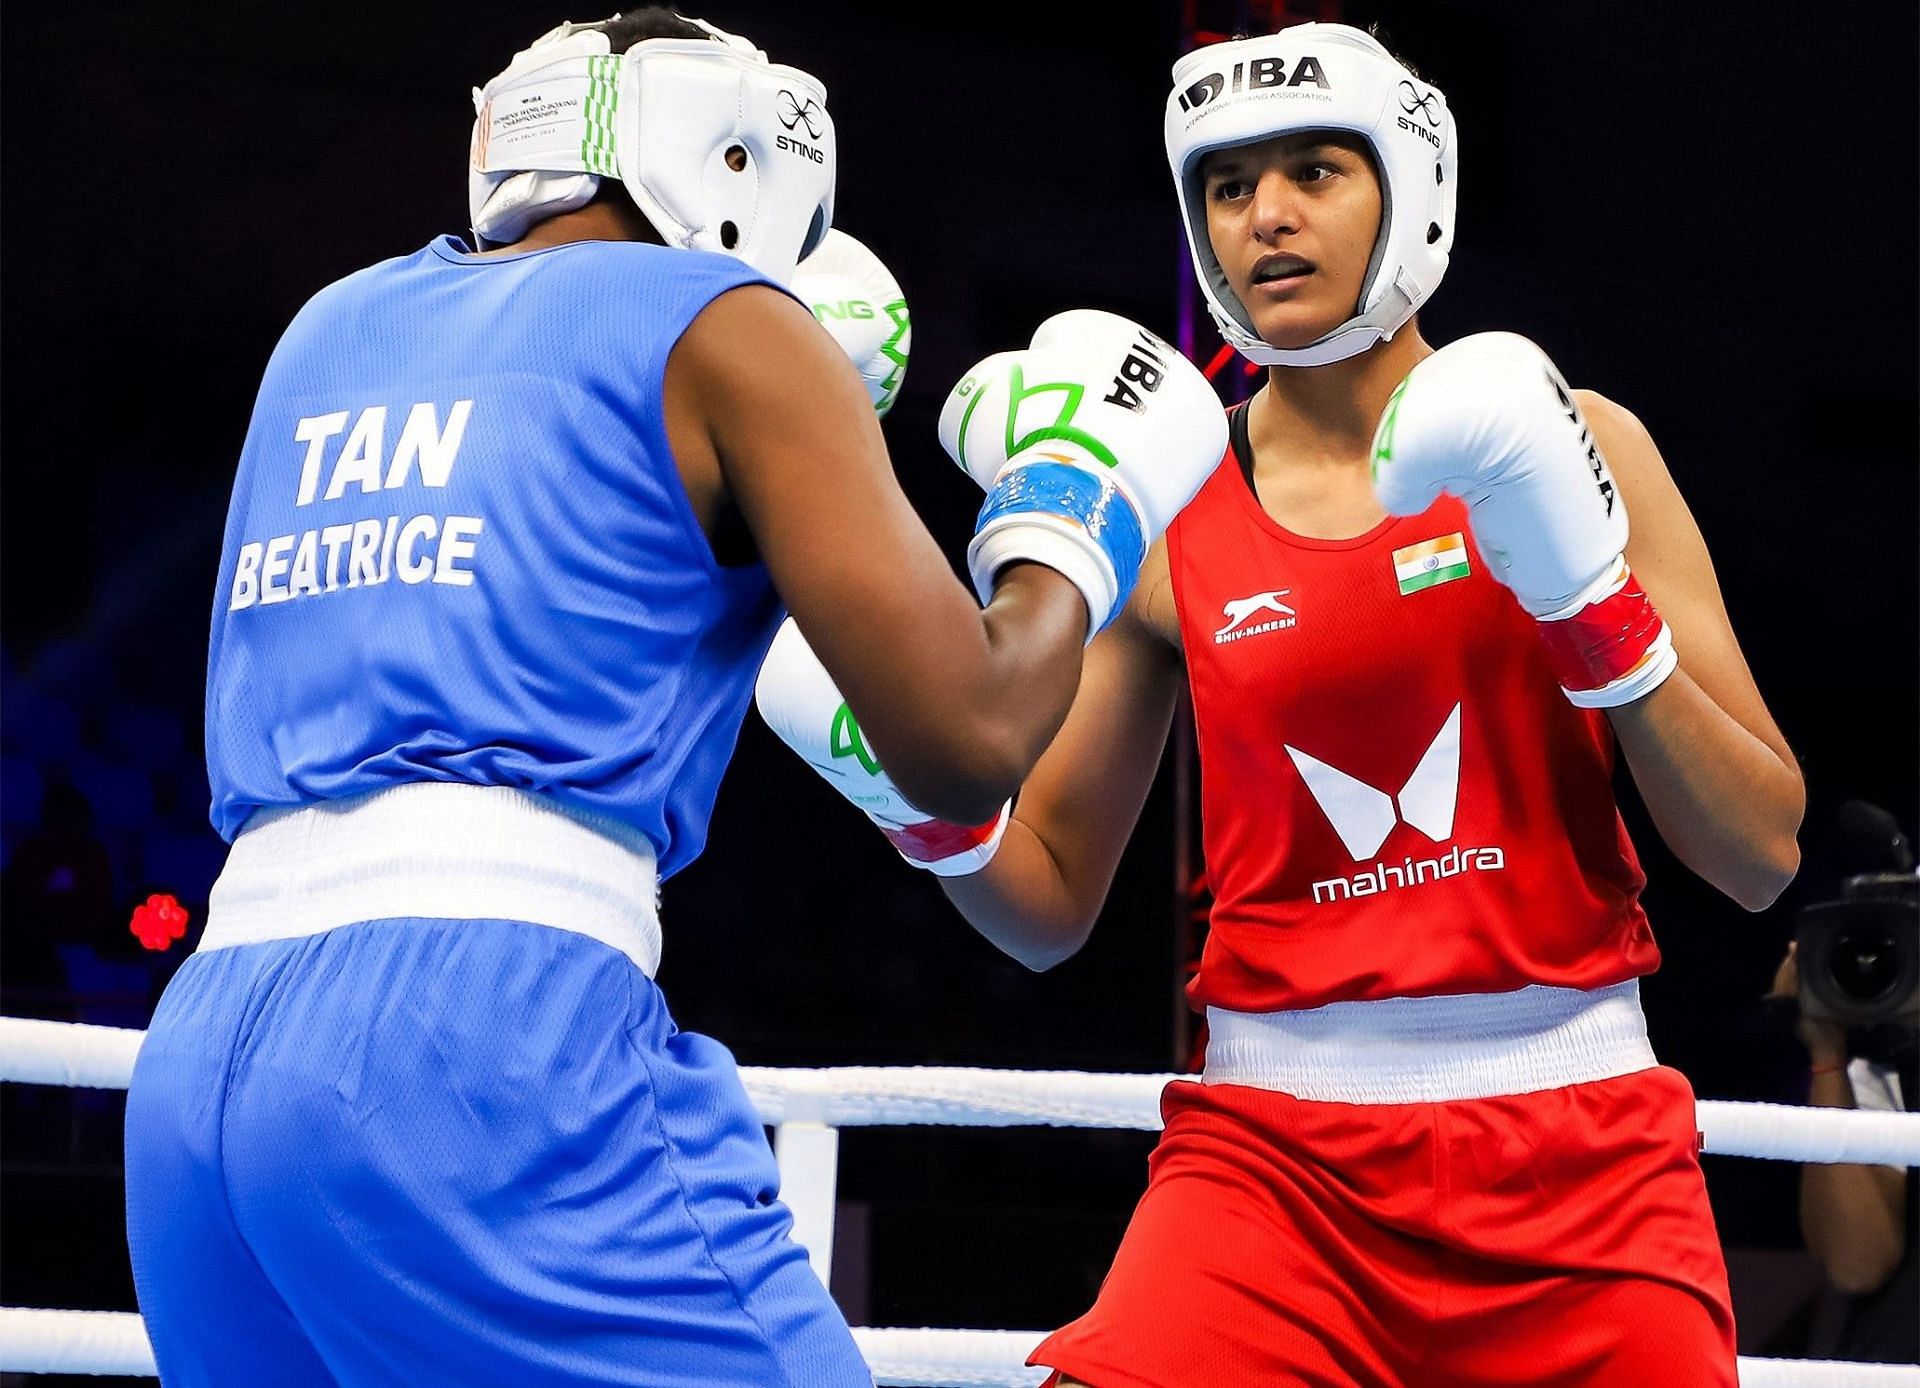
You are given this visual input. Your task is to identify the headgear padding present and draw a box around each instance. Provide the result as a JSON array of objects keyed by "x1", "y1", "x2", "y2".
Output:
[
  {"x1": 1164, "y1": 23, "x2": 1457, "y2": 367},
  {"x1": 469, "y1": 17, "x2": 834, "y2": 281}
]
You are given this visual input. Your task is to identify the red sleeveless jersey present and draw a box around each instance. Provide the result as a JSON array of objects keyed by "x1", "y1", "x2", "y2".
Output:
[{"x1": 1166, "y1": 409, "x2": 1658, "y2": 1013}]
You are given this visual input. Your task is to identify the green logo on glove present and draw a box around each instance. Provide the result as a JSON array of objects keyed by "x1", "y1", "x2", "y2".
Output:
[
  {"x1": 830, "y1": 702, "x2": 883, "y2": 775},
  {"x1": 956, "y1": 364, "x2": 1120, "y2": 474},
  {"x1": 1370, "y1": 378, "x2": 1409, "y2": 482},
  {"x1": 875, "y1": 298, "x2": 910, "y2": 417}
]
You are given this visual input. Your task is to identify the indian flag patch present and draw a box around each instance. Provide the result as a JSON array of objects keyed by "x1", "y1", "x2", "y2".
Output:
[{"x1": 1393, "y1": 533, "x2": 1470, "y2": 595}]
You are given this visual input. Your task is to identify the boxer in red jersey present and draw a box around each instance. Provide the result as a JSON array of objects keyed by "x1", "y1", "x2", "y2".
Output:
[{"x1": 756, "y1": 22, "x2": 1803, "y2": 1388}]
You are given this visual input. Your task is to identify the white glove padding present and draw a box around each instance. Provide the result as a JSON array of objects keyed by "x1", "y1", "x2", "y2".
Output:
[
  {"x1": 937, "y1": 310, "x2": 1227, "y2": 638},
  {"x1": 790, "y1": 229, "x2": 911, "y2": 417},
  {"x1": 754, "y1": 618, "x2": 1009, "y2": 876},
  {"x1": 1370, "y1": 333, "x2": 1626, "y2": 615},
  {"x1": 1370, "y1": 333, "x2": 1675, "y2": 707}
]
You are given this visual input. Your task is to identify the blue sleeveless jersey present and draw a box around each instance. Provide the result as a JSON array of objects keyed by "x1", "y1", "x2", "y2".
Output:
[{"x1": 206, "y1": 236, "x2": 785, "y2": 877}]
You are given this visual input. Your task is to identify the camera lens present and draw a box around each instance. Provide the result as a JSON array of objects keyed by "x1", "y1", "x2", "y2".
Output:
[{"x1": 1830, "y1": 926, "x2": 1902, "y2": 1003}]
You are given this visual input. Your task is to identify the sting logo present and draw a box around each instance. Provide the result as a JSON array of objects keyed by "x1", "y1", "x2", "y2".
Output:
[
  {"x1": 1397, "y1": 80, "x2": 1441, "y2": 125},
  {"x1": 776, "y1": 90, "x2": 823, "y2": 138}
]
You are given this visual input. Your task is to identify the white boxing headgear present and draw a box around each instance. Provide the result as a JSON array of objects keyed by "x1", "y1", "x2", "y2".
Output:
[
  {"x1": 1164, "y1": 23, "x2": 1457, "y2": 367},
  {"x1": 468, "y1": 16, "x2": 834, "y2": 281}
]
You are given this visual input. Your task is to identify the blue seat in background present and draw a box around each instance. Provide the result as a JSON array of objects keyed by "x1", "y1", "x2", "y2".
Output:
[
  {"x1": 103, "y1": 705, "x2": 188, "y2": 774},
  {"x1": 139, "y1": 829, "x2": 229, "y2": 910},
  {"x1": 57, "y1": 942, "x2": 155, "y2": 1030},
  {"x1": 2, "y1": 687, "x2": 81, "y2": 762},
  {"x1": 67, "y1": 755, "x2": 157, "y2": 835},
  {"x1": 1, "y1": 757, "x2": 44, "y2": 832}
]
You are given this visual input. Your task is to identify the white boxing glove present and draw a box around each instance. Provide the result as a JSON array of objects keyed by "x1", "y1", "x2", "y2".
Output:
[
  {"x1": 938, "y1": 310, "x2": 1227, "y2": 638},
  {"x1": 789, "y1": 229, "x2": 911, "y2": 417},
  {"x1": 754, "y1": 618, "x2": 1009, "y2": 876},
  {"x1": 1370, "y1": 332, "x2": 1676, "y2": 708}
]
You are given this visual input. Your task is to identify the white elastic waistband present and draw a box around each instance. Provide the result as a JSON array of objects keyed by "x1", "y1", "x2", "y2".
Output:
[
  {"x1": 1203, "y1": 981, "x2": 1655, "y2": 1104},
  {"x1": 202, "y1": 783, "x2": 663, "y2": 976}
]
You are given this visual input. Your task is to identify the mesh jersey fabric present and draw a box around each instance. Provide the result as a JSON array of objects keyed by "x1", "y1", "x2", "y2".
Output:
[
  {"x1": 125, "y1": 918, "x2": 872, "y2": 1387},
  {"x1": 205, "y1": 235, "x2": 785, "y2": 877},
  {"x1": 1166, "y1": 405, "x2": 1656, "y2": 1011}
]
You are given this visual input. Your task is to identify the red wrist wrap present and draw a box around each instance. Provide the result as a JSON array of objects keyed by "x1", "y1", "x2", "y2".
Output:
[
  {"x1": 880, "y1": 813, "x2": 1003, "y2": 864},
  {"x1": 1535, "y1": 568, "x2": 1667, "y2": 693}
]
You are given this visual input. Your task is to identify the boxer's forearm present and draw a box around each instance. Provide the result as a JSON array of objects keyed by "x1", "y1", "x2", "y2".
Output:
[
  {"x1": 1609, "y1": 668, "x2": 1802, "y2": 910},
  {"x1": 941, "y1": 820, "x2": 1098, "y2": 971},
  {"x1": 938, "y1": 590, "x2": 1181, "y2": 970}
]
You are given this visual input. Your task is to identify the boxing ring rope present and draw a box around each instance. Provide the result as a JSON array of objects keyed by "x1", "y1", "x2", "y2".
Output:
[{"x1": 5, "y1": 1017, "x2": 1919, "y2": 1386}]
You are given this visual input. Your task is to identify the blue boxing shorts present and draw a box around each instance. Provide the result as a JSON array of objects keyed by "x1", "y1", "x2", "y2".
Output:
[{"x1": 124, "y1": 794, "x2": 870, "y2": 1388}]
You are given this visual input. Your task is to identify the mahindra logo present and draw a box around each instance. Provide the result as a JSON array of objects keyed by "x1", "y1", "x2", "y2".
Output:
[
  {"x1": 1397, "y1": 80, "x2": 1441, "y2": 126},
  {"x1": 1287, "y1": 704, "x2": 1460, "y2": 861},
  {"x1": 776, "y1": 89, "x2": 823, "y2": 139},
  {"x1": 1288, "y1": 705, "x2": 1504, "y2": 903},
  {"x1": 1214, "y1": 589, "x2": 1295, "y2": 644}
]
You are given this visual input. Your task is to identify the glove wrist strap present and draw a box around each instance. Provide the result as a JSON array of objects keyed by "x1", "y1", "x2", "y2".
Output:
[
  {"x1": 1535, "y1": 558, "x2": 1678, "y2": 708},
  {"x1": 969, "y1": 456, "x2": 1146, "y2": 638},
  {"x1": 879, "y1": 803, "x2": 1011, "y2": 877}
]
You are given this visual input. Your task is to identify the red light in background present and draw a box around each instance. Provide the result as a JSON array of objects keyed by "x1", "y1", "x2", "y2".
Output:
[
  {"x1": 130, "y1": 894, "x2": 189, "y2": 952},
  {"x1": 1201, "y1": 344, "x2": 1239, "y2": 381}
]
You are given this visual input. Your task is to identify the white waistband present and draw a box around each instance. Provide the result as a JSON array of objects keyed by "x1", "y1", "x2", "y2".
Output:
[
  {"x1": 1203, "y1": 981, "x2": 1655, "y2": 1104},
  {"x1": 201, "y1": 783, "x2": 662, "y2": 976}
]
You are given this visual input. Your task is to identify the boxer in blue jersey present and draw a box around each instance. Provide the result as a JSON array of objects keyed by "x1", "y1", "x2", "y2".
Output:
[{"x1": 123, "y1": 8, "x2": 1229, "y2": 1385}]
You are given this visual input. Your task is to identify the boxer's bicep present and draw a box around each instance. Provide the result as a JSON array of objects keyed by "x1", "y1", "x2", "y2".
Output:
[
  {"x1": 669, "y1": 286, "x2": 1059, "y2": 809},
  {"x1": 672, "y1": 285, "x2": 965, "y2": 640}
]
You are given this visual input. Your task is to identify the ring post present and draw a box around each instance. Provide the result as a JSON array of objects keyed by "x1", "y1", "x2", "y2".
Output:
[{"x1": 774, "y1": 1118, "x2": 842, "y2": 1286}]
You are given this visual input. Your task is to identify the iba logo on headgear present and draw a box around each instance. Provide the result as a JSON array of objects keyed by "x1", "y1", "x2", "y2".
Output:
[
  {"x1": 776, "y1": 89, "x2": 823, "y2": 138},
  {"x1": 1176, "y1": 54, "x2": 1331, "y2": 112}
]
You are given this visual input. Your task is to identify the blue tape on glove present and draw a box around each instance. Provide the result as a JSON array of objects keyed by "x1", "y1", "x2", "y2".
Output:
[{"x1": 975, "y1": 462, "x2": 1147, "y2": 626}]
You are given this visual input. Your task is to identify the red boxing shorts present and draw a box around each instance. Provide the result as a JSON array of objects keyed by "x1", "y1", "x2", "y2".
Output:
[{"x1": 1032, "y1": 1066, "x2": 1735, "y2": 1388}]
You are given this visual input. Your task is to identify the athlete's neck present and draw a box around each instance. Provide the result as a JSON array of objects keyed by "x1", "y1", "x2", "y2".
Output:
[
  {"x1": 475, "y1": 199, "x2": 662, "y2": 257},
  {"x1": 1250, "y1": 325, "x2": 1433, "y2": 469}
]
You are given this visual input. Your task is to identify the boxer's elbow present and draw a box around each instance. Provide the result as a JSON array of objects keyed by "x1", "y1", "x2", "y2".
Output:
[
  {"x1": 1725, "y1": 833, "x2": 1800, "y2": 913},
  {"x1": 883, "y1": 728, "x2": 1028, "y2": 829},
  {"x1": 1010, "y1": 917, "x2": 1095, "y2": 973},
  {"x1": 1690, "y1": 775, "x2": 1802, "y2": 912},
  {"x1": 892, "y1": 779, "x2": 1011, "y2": 834},
  {"x1": 1007, "y1": 864, "x2": 1102, "y2": 972},
  {"x1": 988, "y1": 913, "x2": 1094, "y2": 973}
]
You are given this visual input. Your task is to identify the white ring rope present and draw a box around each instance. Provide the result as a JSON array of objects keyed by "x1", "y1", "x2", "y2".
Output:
[
  {"x1": 8, "y1": 1018, "x2": 1918, "y2": 1165},
  {"x1": 745, "y1": 1065, "x2": 1174, "y2": 1132},
  {"x1": 2, "y1": 1017, "x2": 146, "y2": 1090},
  {"x1": 3, "y1": 1311, "x2": 1916, "y2": 1386},
  {"x1": 4, "y1": 1016, "x2": 1917, "y2": 1386}
]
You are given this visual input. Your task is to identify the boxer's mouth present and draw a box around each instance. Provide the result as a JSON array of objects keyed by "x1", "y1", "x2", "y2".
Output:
[{"x1": 1251, "y1": 253, "x2": 1314, "y2": 285}]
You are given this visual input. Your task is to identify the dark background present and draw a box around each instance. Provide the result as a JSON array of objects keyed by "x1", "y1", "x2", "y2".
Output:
[{"x1": 2, "y1": 0, "x2": 1914, "y2": 1372}]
